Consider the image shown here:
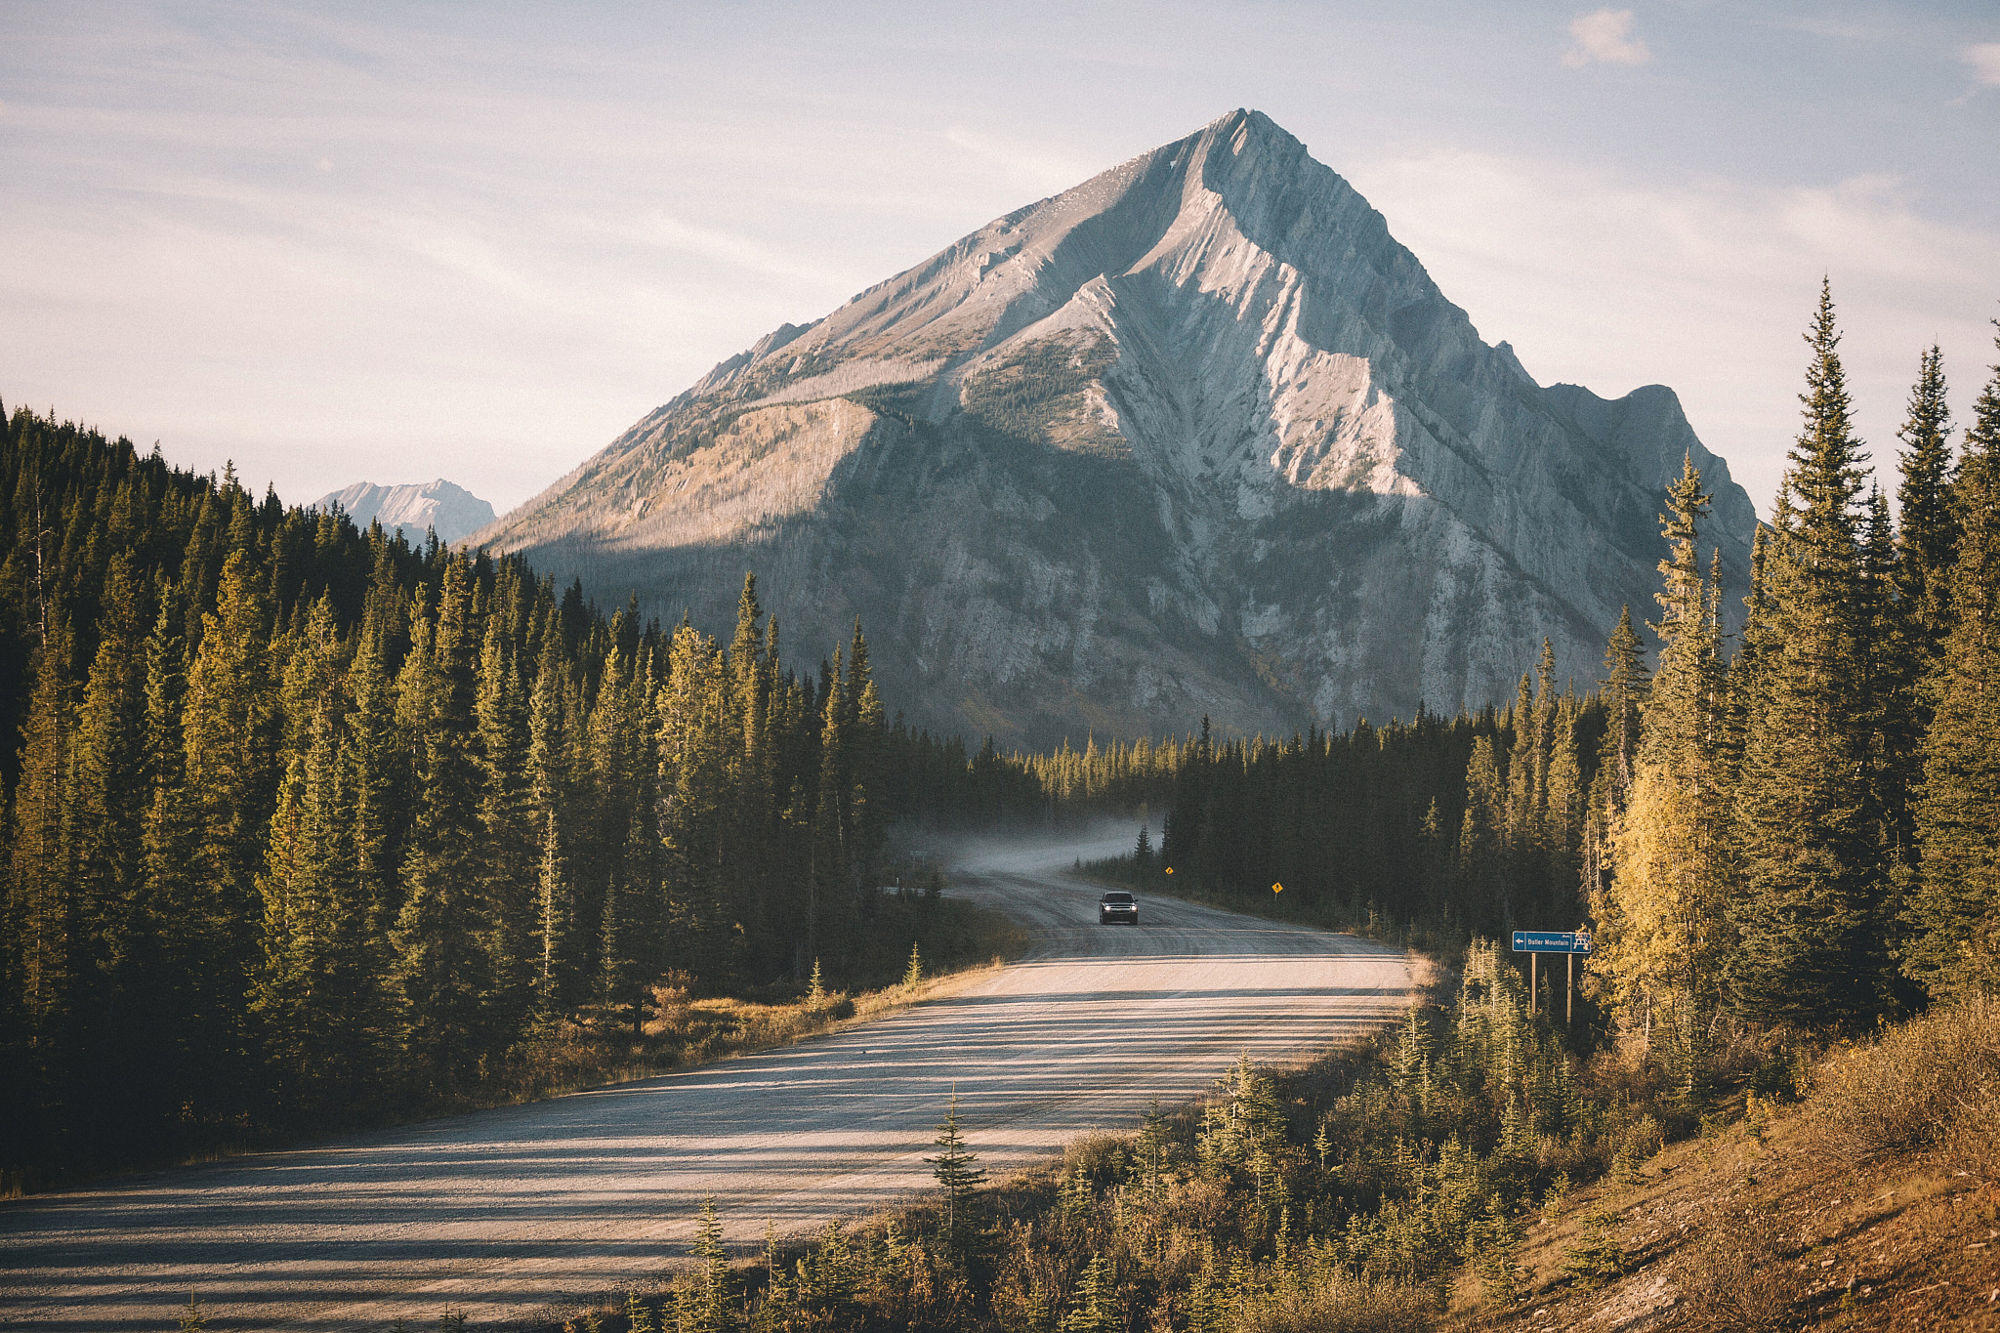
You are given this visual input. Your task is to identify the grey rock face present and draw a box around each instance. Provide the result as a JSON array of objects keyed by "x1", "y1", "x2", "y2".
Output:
[
  {"x1": 478, "y1": 109, "x2": 1755, "y2": 746},
  {"x1": 312, "y1": 479, "x2": 497, "y2": 546}
]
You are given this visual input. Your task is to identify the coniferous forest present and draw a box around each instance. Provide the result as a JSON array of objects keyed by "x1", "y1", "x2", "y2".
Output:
[
  {"x1": 3, "y1": 287, "x2": 1998, "y2": 1330},
  {"x1": 612, "y1": 286, "x2": 2000, "y2": 1333},
  {"x1": 1150, "y1": 287, "x2": 2000, "y2": 1085},
  {"x1": 0, "y1": 404, "x2": 1043, "y2": 1184}
]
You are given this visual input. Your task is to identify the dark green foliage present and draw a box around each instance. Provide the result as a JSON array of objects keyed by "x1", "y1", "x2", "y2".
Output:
[
  {"x1": 927, "y1": 1091, "x2": 987, "y2": 1241},
  {"x1": 1153, "y1": 678, "x2": 1595, "y2": 943},
  {"x1": 1906, "y1": 324, "x2": 2000, "y2": 999},
  {"x1": 1893, "y1": 344, "x2": 1959, "y2": 671},
  {"x1": 1726, "y1": 284, "x2": 1890, "y2": 1027},
  {"x1": 0, "y1": 408, "x2": 1013, "y2": 1184}
]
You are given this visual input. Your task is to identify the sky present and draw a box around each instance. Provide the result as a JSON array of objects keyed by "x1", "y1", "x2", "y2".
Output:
[{"x1": 2, "y1": 1, "x2": 1997, "y2": 518}]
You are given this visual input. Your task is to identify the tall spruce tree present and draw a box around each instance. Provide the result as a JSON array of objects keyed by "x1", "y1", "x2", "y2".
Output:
[
  {"x1": 1582, "y1": 606, "x2": 1650, "y2": 927},
  {"x1": 1893, "y1": 345, "x2": 1959, "y2": 668},
  {"x1": 1726, "y1": 283, "x2": 1887, "y2": 1027},
  {"x1": 252, "y1": 599, "x2": 358, "y2": 1106},
  {"x1": 178, "y1": 551, "x2": 276, "y2": 1103},
  {"x1": 1906, "y1": 323, "x2": 2000, "y2": 998},
  {"x1": 390, "y1": 569, "x2": 492, "y2": 1082},
  {"x1": 1605, "y1": 457, "x2": 1727, "y2": 1082},
  {"x1": 474, "y1": 613, "x2": 534, "y2": 1035}
]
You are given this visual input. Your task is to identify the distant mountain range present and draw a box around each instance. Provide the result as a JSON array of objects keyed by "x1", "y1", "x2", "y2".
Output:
[
  {"x1": 475, "y1": 109, "x2": 1755, "y2": 746},
  {"x1": 312, "y1": 479, "x2": 495, "y2": 546}
]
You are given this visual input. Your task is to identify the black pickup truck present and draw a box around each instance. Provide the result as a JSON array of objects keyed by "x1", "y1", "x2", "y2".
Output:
[{"x1": 1098, "y1": 891, "x2": 1139, "y2": 925}]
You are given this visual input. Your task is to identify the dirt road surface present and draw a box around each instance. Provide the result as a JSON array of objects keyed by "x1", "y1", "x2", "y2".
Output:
[{"x1": 0, "y1": 828, "x2": 1418, "y2": 1330}]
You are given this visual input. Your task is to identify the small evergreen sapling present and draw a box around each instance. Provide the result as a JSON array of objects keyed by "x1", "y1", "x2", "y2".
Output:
[
  {"x1": 1060, "y1": 1254, "x2": 1121, "y2": 1333},
  {"x1": 926, "y1": 1090, "x2": 986, "y2": 1240}
]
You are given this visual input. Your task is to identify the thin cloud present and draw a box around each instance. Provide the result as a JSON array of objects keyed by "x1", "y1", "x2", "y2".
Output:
[
  {"x1": 1965, "y1": 43, "x2": 2000, "y2": 86},
  {"x1": 1562, "y1": 9, "x2": 1651, "y2": 68}
]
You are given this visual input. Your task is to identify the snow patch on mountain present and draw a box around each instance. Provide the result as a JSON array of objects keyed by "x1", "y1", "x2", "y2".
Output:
[{"x1": 312, "y1": 479, "x2": 496, "y2": 546}]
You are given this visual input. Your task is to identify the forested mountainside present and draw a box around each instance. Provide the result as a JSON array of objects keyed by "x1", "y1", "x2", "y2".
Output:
[
  {"x1": 1154, "y1": 292, "x2": 2000, "y2": 1064},
  {"x1": 569, "y1": 294, "x2": 2000, "y2": 1333},
  {"x1": 0, "y1": 404, "x2": 1036, "y2": 1181}
]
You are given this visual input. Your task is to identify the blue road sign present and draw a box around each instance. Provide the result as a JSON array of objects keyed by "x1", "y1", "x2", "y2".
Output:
[{"x1": 1512, "y1": 930, "x2": 1593, "y2": 955}]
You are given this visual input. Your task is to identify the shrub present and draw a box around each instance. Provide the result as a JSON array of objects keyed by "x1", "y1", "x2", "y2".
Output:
[
  {"x1": 1558, "y1": 1207, "x2": 1625, "y2": 1289},
  {"x1": 1804, "y1": 994, "x2": 2000, "y2": 1162},
  {"x1": 1942, "y1": 994, "x2": 2000, "y2": 1183},
  {"x1": 1677, "y1": 1202, "x2": 1792, "y2": 1332},
  {"x1": 1231, "y1": 1273, "x2": 1435, "y2": 1333}
]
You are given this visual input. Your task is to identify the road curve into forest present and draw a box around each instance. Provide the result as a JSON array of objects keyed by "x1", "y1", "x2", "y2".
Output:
[{"x1": 0, "y1": 827, "x2": 1419, "y2": 1331}]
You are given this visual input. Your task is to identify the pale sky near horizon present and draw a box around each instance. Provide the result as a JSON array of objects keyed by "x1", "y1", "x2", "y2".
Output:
[{"x1": 2, "y1": 1, "x2": 1996, "y2": 520}]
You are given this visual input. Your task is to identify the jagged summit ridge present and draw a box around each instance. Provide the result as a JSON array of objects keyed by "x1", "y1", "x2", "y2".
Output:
[
  {"x1": 479, "y1": 110, "x2": 1756, "y2": 745},
  {"x1": 313, "y1": 478, "x2": 496, "y2": 546}
]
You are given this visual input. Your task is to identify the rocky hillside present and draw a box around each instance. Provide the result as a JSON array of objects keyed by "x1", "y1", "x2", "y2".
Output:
[
  {"x1": 311, "y1": 478, "x2": 495, "y2": 546},
  {"x1": 477, "y1": 109, "x2": 1756, "y2": 746}
]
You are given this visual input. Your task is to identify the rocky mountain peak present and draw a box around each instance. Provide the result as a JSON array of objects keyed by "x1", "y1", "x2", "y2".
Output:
[
  {"x1": 312, "y1": 478, "x2": 496, "y2": 546},
  {"x1": 478, "y1": 112, "x2": 1755, "y2": 746}
]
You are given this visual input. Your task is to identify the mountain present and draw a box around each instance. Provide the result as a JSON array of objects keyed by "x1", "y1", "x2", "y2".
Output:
[
  {"x1": 476, "y1": 109, "x2": 1756, "y2": 746},
  {"x1": 311, "y1": 479, "x2": 496, "y2": 545}
]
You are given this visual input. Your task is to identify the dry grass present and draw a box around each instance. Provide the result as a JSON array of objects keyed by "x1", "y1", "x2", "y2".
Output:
[
  {"x1": 1233, "y1": 1275, "x2": 1437, "y2": 1333},
  {"x1": 491, "y1": 944, "x2": 1026, "y2": 1116},
  {"x1": 1802, "y1": 993, "x2": 2000, "y2": 1167},
  {"x1": 1675, "y1": 1201, "x2": 1795, "y2": 1332}
]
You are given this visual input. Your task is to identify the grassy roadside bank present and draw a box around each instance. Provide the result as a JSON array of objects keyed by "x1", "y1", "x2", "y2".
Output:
[
  {"x1": 1479, "y1": 995, "x2": 2000, "y2": 1331},
  {"x1": 521, "y1": 941, "x2": 1661, "y2": 1333},
  {"x1": 6, "y1": 892, "x2": 1028, "y2": 1202}
]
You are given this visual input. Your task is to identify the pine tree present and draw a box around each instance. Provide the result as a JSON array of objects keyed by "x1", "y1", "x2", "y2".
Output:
[
  {"x1": 1060, "y1": 1255, "x2": 1121, "y2": 1333},
  {"x1": 252, "y1": 600, "x2": 363, "y2": 1105},
  {"x1": 390, "y1": 568, "x2": 492, "y2": 1082},
  {"x1": 9, "y1": 615, "x2": 81, "y2": 1068},
  {"x1": 1893, "y1": 344, "x2": 1959, "y2": 669},
  {"x1": 926, "y1": 1090, "x2": 986, "y2": 1241},
  {"x1": 1474, "y1": 1192, "x2": 1523, "y2": 1307},
  {"x1": 1906, "y1": 323, "x2": 2000, "y2": 998},
  {"x1": 136, "y1": 591, "x2": 201, "y2": 1128},
  {"x1": 593, "y1": 638, "x2": 667, "y2": 1027},
  {"x1": 1457, "y1": 736, "x2": 1507, "y2": 930},
  {"x1": 474, "y1": 613, "x2": 535, "y2": 1037},
  {"x1": 810, "y1": 647, "x2": 852, "y2": 963},
  {"x1": 531, "y1": 810, "x2": 571, "y2": 1020},
  {"x1": 344, "y1": 620, "x2": 403, "y2": 953},
  {"x1": 676, "y1": 1194, "x2": 735, "y2": 1333},
  {"x1": 71, "y1": 556, "x2": 150, "y2": 1046},
  {"x1": 1605, "y1": 457, "x2": 1727, "y2": 1084},
  {"x1": 1727, "y1": 283, "x2": 1886, "y2": 1027}
]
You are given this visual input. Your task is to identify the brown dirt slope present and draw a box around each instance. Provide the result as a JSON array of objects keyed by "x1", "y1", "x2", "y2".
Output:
[{"x1": 1467, "y1": 1082, "x2": 2000, "y2": 1330}]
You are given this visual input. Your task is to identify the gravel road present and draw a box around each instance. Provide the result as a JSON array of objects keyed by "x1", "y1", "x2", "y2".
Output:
[{"x1": 0, "y1": 828, "x2": 1418, "y2": 1331}]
